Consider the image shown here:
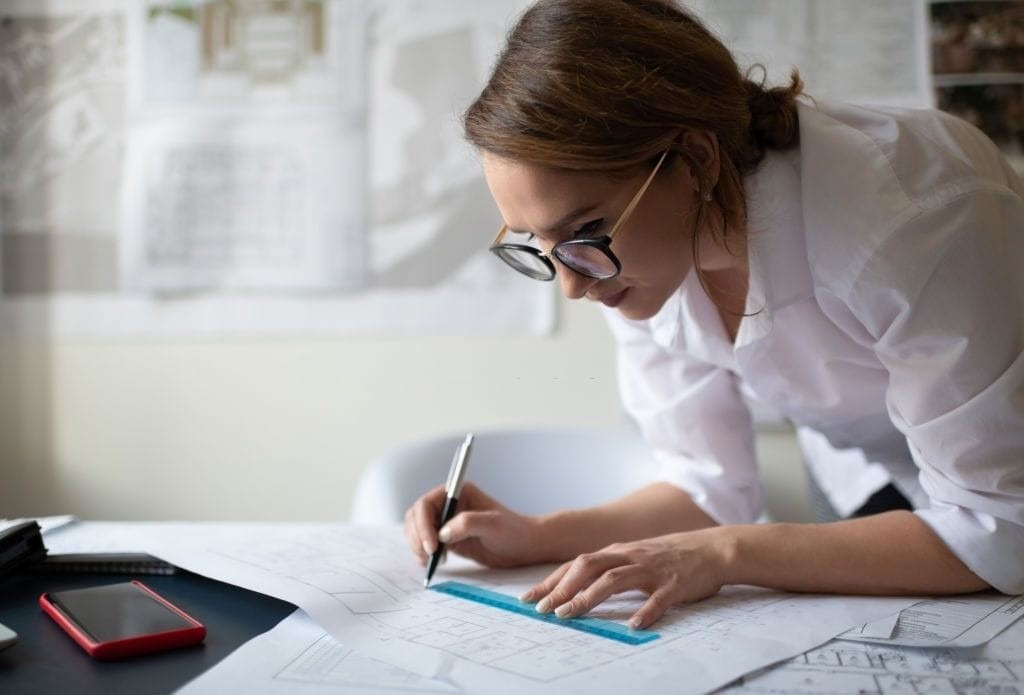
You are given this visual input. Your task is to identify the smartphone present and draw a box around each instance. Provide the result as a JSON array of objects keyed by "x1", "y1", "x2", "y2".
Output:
[{"x1": 39, "y1": 580, "x2": 206, "y2": 659}]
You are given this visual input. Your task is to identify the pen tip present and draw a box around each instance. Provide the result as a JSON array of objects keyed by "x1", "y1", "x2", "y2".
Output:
[{"x1": 424, "y1": 578, "x2": 430, "y2": 588}]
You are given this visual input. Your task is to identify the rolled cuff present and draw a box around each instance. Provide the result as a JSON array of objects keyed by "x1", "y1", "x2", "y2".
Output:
[
  {"x1": 915, "y1": 502, "x2": 1024, "y2": 595},
  {"x1": 655, "y1": 450, "x2": 764, "y2": 526}
]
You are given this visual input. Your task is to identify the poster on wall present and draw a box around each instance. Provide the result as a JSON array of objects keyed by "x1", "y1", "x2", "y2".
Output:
[
  {"x1": 0, "y1": 0, "x2": 553, "y2": 337},
  {"x1": 690, "y1": 0, "x2": 932, "y2": 108},
  {"x1": 120, "y1": 0, "x2": 367, "y2": 293}
]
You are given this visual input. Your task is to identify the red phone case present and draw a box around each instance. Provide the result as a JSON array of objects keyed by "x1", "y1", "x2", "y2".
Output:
[{"x1": 39, "y1": 580, "x2": 206, "y2": 660}]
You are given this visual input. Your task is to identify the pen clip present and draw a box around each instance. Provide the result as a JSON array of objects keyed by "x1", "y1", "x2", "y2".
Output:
[
  {"x1": 448, "y1": 434, "x2": 474, "y2": 498},
  {"x1": 444, "y1": 447, "x2": 461, "y2": 494}
]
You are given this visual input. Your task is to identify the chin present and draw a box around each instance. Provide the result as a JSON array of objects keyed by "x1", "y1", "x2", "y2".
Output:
[
  {"x1": 614, "y1": 302, "x2": 659, "y2": 321},
  {"x1": 613, "y1": 290, "x2": 672, "y2": 321}
]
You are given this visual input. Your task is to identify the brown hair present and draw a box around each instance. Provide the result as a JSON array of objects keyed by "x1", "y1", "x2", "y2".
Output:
[{"x1": 464, "y1": 0, "x2": 803, "y2": 275}]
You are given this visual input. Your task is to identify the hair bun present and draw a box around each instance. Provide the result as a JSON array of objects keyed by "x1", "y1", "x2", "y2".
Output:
[{"x1": 745, "y1": 69, "x2": 803, "y2": 151}]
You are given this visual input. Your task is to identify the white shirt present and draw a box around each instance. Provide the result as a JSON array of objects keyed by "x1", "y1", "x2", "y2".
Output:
[{"x1": 603, "y1": 100, "x2": 1024, "y2": 595}]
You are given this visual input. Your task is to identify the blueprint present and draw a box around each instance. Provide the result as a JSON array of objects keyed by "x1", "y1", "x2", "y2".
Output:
[
  {"x1": 722, "y1": 616, "x2": 1024, "y2": 694},
  {"x1": 177, "y1": 609, "x2": 452, "y2": 694},
  {"x1": 840, "y1": 593, "x2": 1024, "y2": 648},
  {"x1": 45, "y1": 521, "x2": 916, "y2": 695},
  {"x1": 178, "y1": 605, "x2": 1024, "y2": 695}
]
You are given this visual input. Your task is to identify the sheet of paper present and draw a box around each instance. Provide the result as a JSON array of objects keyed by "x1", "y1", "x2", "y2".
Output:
[
  {"x1": 45, "y1": 522, "x2": 917, "y2": 695},
  {"x1": 0, "y1": 515, "x2": 77, "y2": 535},
  {"x1": 723, "y1": 613, "x2": 1024, "y2": 694},
  {"x1": 842, "y1": 611, "x2": 899, "y2": 640},
  {"x1": 176, "y1": 609, "x2": 455, "y2": 694},
  {"x1": 839, "y1": 593, "x2": 1024, "y2": 648}
]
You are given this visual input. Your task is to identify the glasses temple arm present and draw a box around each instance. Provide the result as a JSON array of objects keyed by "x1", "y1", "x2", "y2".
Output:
[
  {"x1": 491, "y1": 225, "x2": 508, "y2": 246},
  {"x1": 607, "y1": 149, "x2": 670, "y2": 240}
]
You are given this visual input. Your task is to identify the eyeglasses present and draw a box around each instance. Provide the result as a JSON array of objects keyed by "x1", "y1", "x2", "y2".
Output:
[{"x1": 489, "y1": 150, "x2": 670, "y2": 281}]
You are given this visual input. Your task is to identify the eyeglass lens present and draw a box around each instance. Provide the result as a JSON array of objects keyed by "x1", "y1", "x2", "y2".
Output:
[
  {"x1": 492, "y1": 246, "x2": 555, "y2": 279},
  {"x1": 553, "y1": 244, "x2": 618, "y2": 279}
]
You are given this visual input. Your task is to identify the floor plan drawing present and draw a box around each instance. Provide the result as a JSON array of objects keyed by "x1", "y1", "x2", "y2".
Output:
[
  {"x1": 724, "y1": 618, "x2": 1024, "y2": 694},
  {"x1": 48, "y1": 522, "x2": 914, "y2": 695},
  {"x1": 50, "y1": 521, "x2": 1018, "y2": 695}
]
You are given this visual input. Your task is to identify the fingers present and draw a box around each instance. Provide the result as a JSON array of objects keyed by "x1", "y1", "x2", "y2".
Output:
[
  {"x1": 520, "y1": 562, "x2": 572, "y2": 604},
  {"x1": 530, "y1": 551, "x2": 627, "y2": 615},
  {"x1": 522, "y1": 546, "x2": 683, "y2": 630},
  {"x1": 629, "y1": 589, "x2": 674, "y2": 630},
  {"x1": 407, "y1": 484, "x2": 447, "y2": 557},
  {"x1": 554, "y1": 565, "x2": 648, "y2": 619},
  {"x1": 437, "y1": 510, "x2": 499, "y2": 545}
]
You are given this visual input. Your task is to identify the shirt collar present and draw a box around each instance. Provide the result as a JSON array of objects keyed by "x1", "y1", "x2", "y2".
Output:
[{"x1": 646, "y1": 148, "x2": 811, "y2": 353}]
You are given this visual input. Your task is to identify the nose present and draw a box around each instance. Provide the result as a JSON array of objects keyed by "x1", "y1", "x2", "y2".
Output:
[{"x1": 557, "y1": 265, "x2": 599, "y2": 300}]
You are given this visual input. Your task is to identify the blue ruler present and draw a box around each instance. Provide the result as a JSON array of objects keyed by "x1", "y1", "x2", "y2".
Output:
[{"x1": 430, "y1": 580, "x2": 659, "y2": 645}]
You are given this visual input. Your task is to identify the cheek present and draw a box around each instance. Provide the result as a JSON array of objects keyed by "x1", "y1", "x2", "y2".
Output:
[{"x1": 621, "y1": 211, "x2": 693, "y2": 286}]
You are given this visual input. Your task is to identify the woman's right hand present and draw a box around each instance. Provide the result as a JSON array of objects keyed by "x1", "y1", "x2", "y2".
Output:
[{"x1": 404, "y1": 482, "x2": 545, "y2": 569}]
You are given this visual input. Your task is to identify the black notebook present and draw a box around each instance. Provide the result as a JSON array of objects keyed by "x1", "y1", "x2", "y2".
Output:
[
  {"x1": 37, "y1": 552, "x2": 178, "y2": 576},
  {"x1": 0, "y1": 521, "x2": 47, "y2": 581}
]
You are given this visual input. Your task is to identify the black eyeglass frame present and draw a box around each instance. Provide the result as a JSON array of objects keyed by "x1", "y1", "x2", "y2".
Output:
[{"x1": 489, "y1": 150, "x2": 670, "y2": 282}]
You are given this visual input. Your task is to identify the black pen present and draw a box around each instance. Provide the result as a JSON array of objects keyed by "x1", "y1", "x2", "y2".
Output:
[{"x1": 424, "y1": 433, "x2": 474, "y2": 588}]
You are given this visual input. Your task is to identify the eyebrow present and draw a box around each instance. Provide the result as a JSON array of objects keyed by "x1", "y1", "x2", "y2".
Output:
[{"x1": 507, "y1": 203, "x2": 600, "y2": 237}]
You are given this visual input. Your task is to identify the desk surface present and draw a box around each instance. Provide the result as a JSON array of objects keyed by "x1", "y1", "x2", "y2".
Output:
[{"x1": 0, "y1": 569, "x2": 295, "y2": 695}]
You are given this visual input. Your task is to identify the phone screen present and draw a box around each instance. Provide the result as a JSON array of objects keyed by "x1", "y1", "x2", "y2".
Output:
[{"x1": 47, "y1": 583, "x2": 195, "y2": 643}]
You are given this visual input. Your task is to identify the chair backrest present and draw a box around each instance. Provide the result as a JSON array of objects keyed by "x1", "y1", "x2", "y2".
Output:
[{"x1": 350, "y1": 428, "x2": 658, "y2": 524}]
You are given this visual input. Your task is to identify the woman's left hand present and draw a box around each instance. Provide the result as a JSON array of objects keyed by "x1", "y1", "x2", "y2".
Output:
[{"x1": 519, "y1": 528, "x2": 733, "y2": 629}]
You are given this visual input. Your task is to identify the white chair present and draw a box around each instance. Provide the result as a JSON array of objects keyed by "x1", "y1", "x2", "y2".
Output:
[{"x1": 350, "y1": 428, "x2": 659, "y2": 524}]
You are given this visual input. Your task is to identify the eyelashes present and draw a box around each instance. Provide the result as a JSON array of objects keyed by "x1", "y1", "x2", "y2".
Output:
[
  {"x1": 573, "y1": 219, "x2": 604, "y2": 238},
  {"x1": 517, "y1": 218, "x2": 604, "y2": 245}
]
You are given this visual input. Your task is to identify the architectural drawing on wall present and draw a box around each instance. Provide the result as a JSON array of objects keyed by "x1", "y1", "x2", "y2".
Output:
[
  {"x1": 121, "y1": 0, "x2": 366, "y2": 292},
  {"x1": 144, "y1": 1, "x2": 346, "y2": 104},
  {"x1": 690, "y1": 0, "x2": 931, "y2": 108},
  {"x1": 0, "y1": 0, "x2": 552, "y2": 337},
  {"x1": 196, "y1": 1, "x2": 327, "y2": 86},
  {"x1": 930, "y1": 0, "x2": 1024, "y2": 173},
  {"x1": 0, "y1": 8, "x2": 125, "y2": 295},
  {"x1": 368, "y1": 1, "x2": 533, "y2": 295}
]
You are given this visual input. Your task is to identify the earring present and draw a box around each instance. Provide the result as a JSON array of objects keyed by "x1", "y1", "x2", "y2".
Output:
[{"x1": 703, "y1": 190, "x2": 713, "y2": 202}]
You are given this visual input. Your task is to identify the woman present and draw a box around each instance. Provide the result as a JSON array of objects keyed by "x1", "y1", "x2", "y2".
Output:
[{"x1": 404, "y1": 0, "x2": 1024, "y2": 629}]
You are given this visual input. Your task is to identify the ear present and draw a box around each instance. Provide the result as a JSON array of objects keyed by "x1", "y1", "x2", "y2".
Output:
[{"x1": 678, "y1": 130, "x2": 721, "y2": 196}]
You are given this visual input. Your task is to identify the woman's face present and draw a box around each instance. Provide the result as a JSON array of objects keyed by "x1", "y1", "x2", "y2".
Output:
[{"x1": 482, "y1": 151, "x2": 702, "y2": 321}]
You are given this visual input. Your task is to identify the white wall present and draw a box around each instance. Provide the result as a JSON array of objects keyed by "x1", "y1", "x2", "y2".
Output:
[{"x1": 0, "y1": 297, "x2": 812, "y2": 523}]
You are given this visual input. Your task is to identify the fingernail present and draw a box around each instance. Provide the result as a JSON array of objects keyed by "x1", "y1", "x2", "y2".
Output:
[
  {"x1": 554, "y1": 603, "x2": 572, "y2": 618},
  {"x1": 519, "y1": 590, "x2": 535, "y2": 602},
  {"x1": 535, "y1": 597, "x2": 552, "y2": 613},
  {"x1": 422, "y1": 540, "x2": 434, "y2": 556},
  {"x1": 437, "y1": 526, "x2": 452, "y2": 543},
  {"x1": 629, "y1": 617, "x2": 643, "y2": 629}
]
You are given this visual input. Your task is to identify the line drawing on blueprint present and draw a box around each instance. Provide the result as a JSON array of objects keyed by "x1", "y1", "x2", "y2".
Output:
[
  {"x1": 273, "y1": 632, "x2": 453, "y2": 692},
  {"x1": 201, "y1": 526, "x2": 910, "y2": 691},
  {"x1": 843, "y1": 593, "x2": 1024, "y2": 648},
  {"x1": 722, "y1": 625, "x2": 1024, "y2": 694}
]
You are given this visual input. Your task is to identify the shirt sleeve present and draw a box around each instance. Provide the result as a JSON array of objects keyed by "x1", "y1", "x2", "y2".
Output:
[
  {"x1": 603, "y1": 307, "x2": 763, "y2": 525},
  {"x1": 847, "y1": 185, "x2": 1024, "y2": 594}
]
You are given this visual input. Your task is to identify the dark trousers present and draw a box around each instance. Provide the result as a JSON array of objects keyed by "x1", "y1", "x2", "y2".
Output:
[{"x1": 807, "y1": 473, "x2": 913, "y2": 523}]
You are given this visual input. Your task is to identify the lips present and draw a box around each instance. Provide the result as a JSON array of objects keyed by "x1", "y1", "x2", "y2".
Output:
[{"x1": 596, "y1": 288, "x2": 628, "y2": 308}]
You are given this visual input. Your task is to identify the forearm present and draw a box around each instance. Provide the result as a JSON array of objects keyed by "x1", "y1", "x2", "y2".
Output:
[
  {"x1": 534, "y1": 482, "x2": 716, "y2": 562},
  {"x1": 720, "y1": 511, "x2": 989, "y2": 595}
]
